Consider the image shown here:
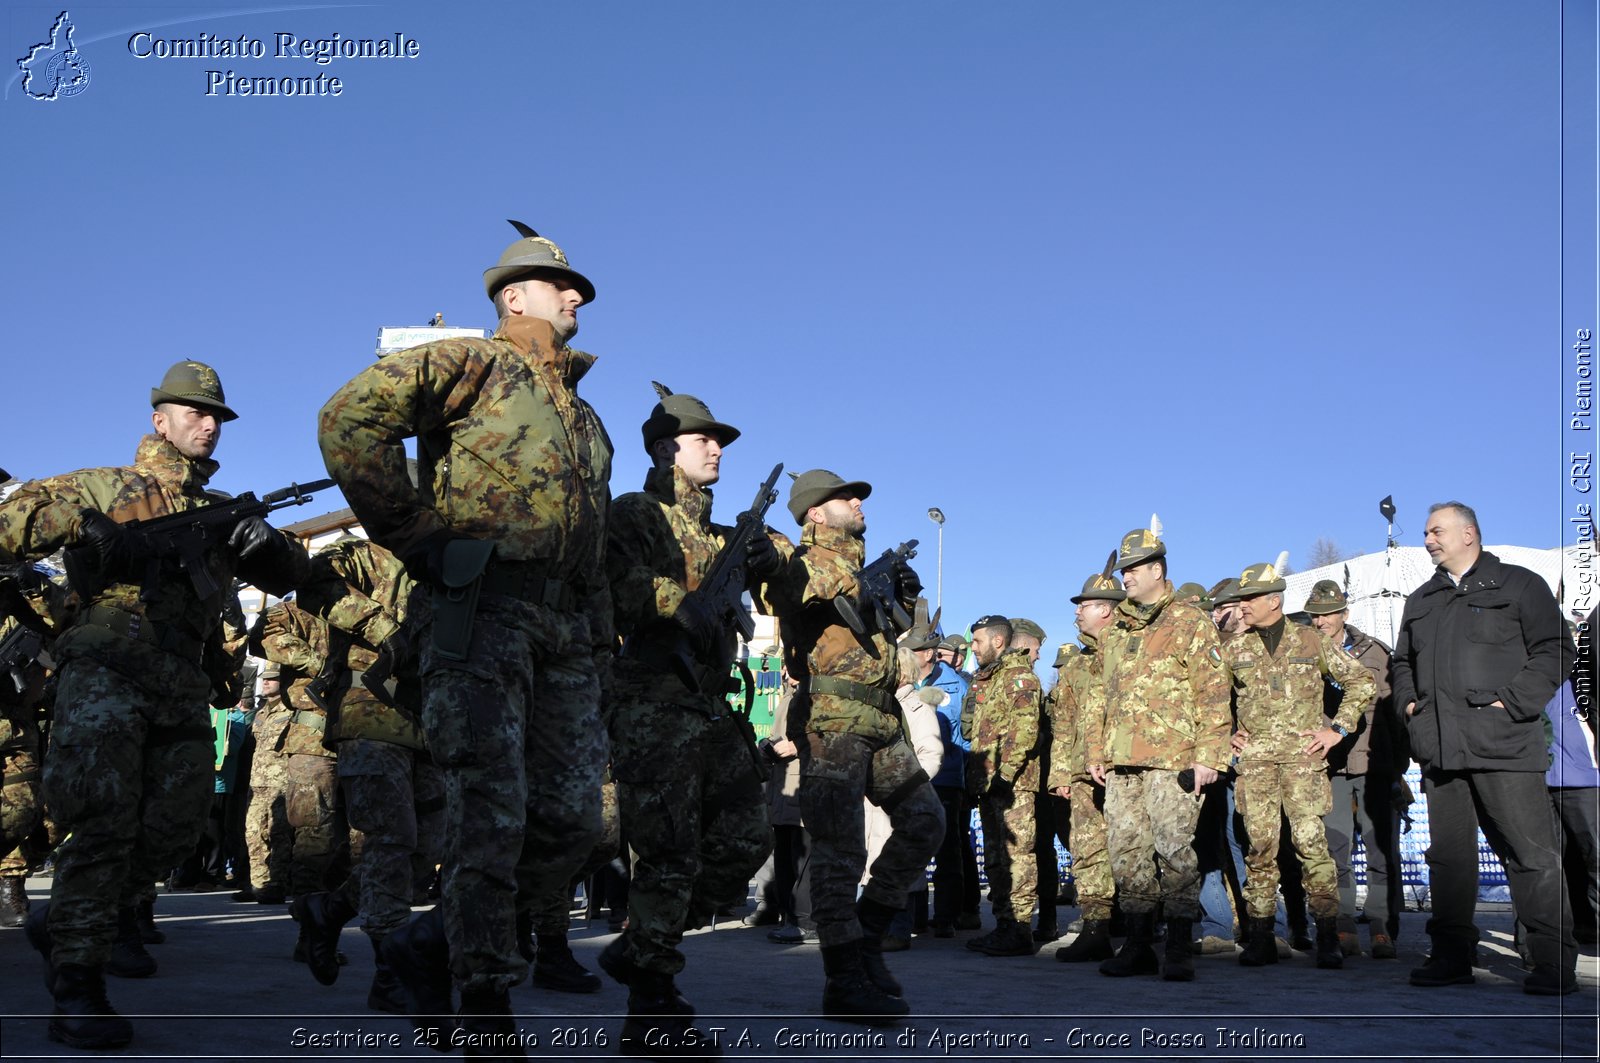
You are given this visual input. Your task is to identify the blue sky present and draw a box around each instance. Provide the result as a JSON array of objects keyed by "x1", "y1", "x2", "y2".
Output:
[{"x1": 2, "y1": 0, "x2": 1593, "y2": 651}]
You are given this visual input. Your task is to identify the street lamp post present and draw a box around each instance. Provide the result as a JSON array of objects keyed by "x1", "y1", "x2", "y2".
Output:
[{"x1": 927, "y1": 507, "x2": 945, "y2": 613}]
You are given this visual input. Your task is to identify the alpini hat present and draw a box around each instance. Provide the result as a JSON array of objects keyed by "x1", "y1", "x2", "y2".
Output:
[
  {"x1": 1209, "y1": 577, "x2": 1241, "y2": 606},
  {"x1": 786, "y1": 469, "x2": 871, "y2": 526},
  {"x1": 1175, "y1": 582, "x2": 1209, "y2": 606},
  {"x1": 483, "y1": 220, "x2": 596, "y2": 305},
  {"x1": 1053, "y1": 643, "x2": 1078, "y2": 668},
  {"x1": 641, "y1": 382, "x2": 740, "y2": 454},
  {"x1": 1303, "y1": 579, "x2": 1349, "y2": 615},
  {"x1": 151, "y1": 361, "x2": 237, "y2": 422},
  {"x1": 1235, "y1": 562, "x2": 1287, "y2": 598},
  {"x1": 1071, "y1": 572, "x2": 1125, "y2": 604},
  {"x1": 1116, "y1": 527, "x2": 1166, "y2": 570}
]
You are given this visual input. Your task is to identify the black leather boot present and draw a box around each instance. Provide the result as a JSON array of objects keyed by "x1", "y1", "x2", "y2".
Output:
[
  {"x1": 291, "y1": 890, "x2": 357, "y2": 986},
  {"x1": 1239, "y1": 917, "x2": 1279, "y2": 967},
  {"x1": 599, "y1": 934, "x2": 639, "y2": 987},
  {"x1": 1055, "y1": 918, "x2": 1113, "y2": 963},
  {"x1": 136, "y1": 898, "x2": 165, "y2": 944},
  {"x1": 380, "y1": 908, "x2": 455, "y2": 1051},
  {"x1": 458, "y1": 984, "x2": 526, "y2": 1058},
  {"x1": 532, "y1": 932, "x2": 601, "y2": 993},
  {"x1": 1314, "y1": 915, "x2": 1344, "y2": 970},
  {"x1": 1099, "y1": 911, "x2": 1159, "y2": 977},
  {"x1": 48, "y1": 962, "x2": 134, "y2": 1050},
  {"x1": 971, "y1": 918, "x2": 1037, "y2": 957},
  {"x1": 1161, "y1": 916, "x2": 1195, "y2": 981},
  {"x1": 819, "y1": 941, "x2": 910, "y2": 1025},
  {"x1": 618, "y1": 970, "x2": 719, "y2": 1059},
  {"x1": 107, "y1": 905, "x2": 157, "y2": 978},
  {"x1": 855, "y1": 896, "x2": 904, "y2": 995},
  {"x1": 0, "y1": 875, "x2": 29, "y2": 929},
  {"x1": 367, "y1": 934, "x2": 407, "y2": 1014}
]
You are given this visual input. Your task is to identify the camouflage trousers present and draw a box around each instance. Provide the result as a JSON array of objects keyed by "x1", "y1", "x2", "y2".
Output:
[
  {"x1": 1235, "y1": 759, "x2": 1337, "y2": 920},
  {"x1": 523, "y1": 779, "x2": 619, "y2": 936},
  {"x1": 328, "y1": 739, "x2": 445, "y2": 939},
  {"x1": 978, "y1": 787, "x2": 1036, "y2": 922},
  {"x1": 285, "y1": 753, "x2": 350, "y2": 896},
  {"x1": 1104, "y1": 767, "x2": 1204, "y2": 918},
  {"x1": 418, "y1": 602, "x2": 607, "y2": 993},
  {"x1": 1, "y1": 746, "x2": 42, "y2": 867},
  {"x1": 611, "y1": 704, "x2": 771, "y2": 976},
  {"x1": 797, "y1": 728, "x2": 944, "y2": 949},
  {"x1": 42, "y1": 659, "x2": 212, "y2": 967},
  {"x1": 245, "y1": 717, "x2": 292, "y2": 893},
  {"x1": 1069, "y1": 779, "x2": 1115, "y2": 921}
]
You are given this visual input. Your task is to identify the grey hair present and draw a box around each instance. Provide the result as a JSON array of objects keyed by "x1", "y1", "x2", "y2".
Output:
[{"x1": 1429, "y1": 501, "x2": 1481, "y2": 538}]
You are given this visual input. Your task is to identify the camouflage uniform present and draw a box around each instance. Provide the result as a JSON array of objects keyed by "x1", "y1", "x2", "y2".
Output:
[
  {"x1": 1221, "y1": 621, "x2": 1374, "y2": 920},
  {"x1": 1093, "y1": 584, "x2": 1231, "y2": 919},
  {"x1": 0, "y1": 434, "x2": 303, "y2": 969},
  {"x1": 1046, "y1": 633, "x2": 1113, "y2": 921},
  {"x1": 763, "y1": 522, "x2": 944, "y2": 949},
  {"x1": 295, "y1": 537, "x2": 444, "y2": 941},
  {"x1": 963, "y1": 648, "x2": 1042, "y2": 923},
  {"x1": 606, "y1": 464, "x2": 770, "y2": 975},
  {"x1": 318, "y1": 313, "x2": 613, "y2": 993},
  {"x1": 255, "y1": 601, "x2": 350, "y2": 896},
  {"x1": 245, "y1": 694, "x2": 293, "y2": 895}
]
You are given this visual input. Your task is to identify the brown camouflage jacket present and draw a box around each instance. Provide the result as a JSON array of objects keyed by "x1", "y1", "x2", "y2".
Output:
[
  {"x1": 964, "y1": 648, "x2": 1043, "y2": 793},
  {"x1": 256, "y1": 601, "x2": 334, "y2": 757},
  {"x1": 1094, "y1": 583, "x2": 1232, "y2": 771},
  {"x1": 317, "y1": 314, "x2": 614, "y2": 661},
  {"x1": 0, "y1": 435, "x2": 229, "y2": 704},
  {"x1": 1221, "y1": 620, "x2": 1375, "y2": 764},
  {"x1": 294, "y1": 537, "x2": 425, "y2": 751},
  {"x1": 1047, "y1": 633, "x2": 1104, "y2": 789},
  {"x1": 763, "y1": 523, "x2": 901, "y2": 741}
]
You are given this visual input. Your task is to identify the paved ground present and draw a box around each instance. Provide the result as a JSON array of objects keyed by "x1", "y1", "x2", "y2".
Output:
[{"x1": 1, "y1": 876, "x2": 1595, "y2": 1061}]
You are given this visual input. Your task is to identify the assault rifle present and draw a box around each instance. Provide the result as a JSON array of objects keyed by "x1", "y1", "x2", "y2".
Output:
[
  {"x1": 621, "y1": 462, "x2": 783, "y2": 694},
  {"x1": 0, "y1": 623, "x2": 47, "y2": 696},
  {"x1": 833, "y1": 539, "x2": 919, "y2": 637},
  {"x1": 67, "y1": 478, "x2": 337, "y2": 600}
]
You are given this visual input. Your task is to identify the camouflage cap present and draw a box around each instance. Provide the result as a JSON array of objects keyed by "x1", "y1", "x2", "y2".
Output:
[
  {"x1": 1116, "y1": 527, "x2": 1166, "y2": 571},
  {"x1": 1209, "y1": 577, "x2": 1241, "y2": 606},
  {"x1": 786, "y1": 469, "x2": 872, "y2": 526},
  {"x1": 483, "y1": 221, "x2": 596, "y2": 305},
  {"x1": 1235, "y1": 562, "x2": 1287, "y2": 598},
  {"x1": 938, "y1": 633, "x2": 968, "y2": 651},
  {"x1": 1174, "y1": 582, "x2": 1209, "y2": 605},
  {"x1": 1053, "y1": 643, "x2": 1078, "y2": 668},
  {"x1": 150, "y1": 360, "x2": 238, "y2": 422},
  {"x1": 1070, "y1": 572, "x2": 1126, "y2": 604},
  {"x1": 1010, "y1": 617, "x2": 1046, "y2": 643},
  {"x1": 641, "y1": 388, "x2": 740, "y2": 454},
  {"x1": 1303, "y1": 579, "x2": 1349, "y2": 615}
]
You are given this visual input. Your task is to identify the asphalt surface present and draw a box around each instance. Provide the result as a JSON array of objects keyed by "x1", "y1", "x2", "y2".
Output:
[{"x1": 1, "y1": 875, "x2": 1595, "y2": 1062}]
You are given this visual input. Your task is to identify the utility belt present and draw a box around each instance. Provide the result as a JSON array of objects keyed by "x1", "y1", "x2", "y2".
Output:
[
  {"x1": 481, "y1": 557, "x2": 580, "y2": 612},
  {"x1": 433, "y1": 541, "x2": 581, "y2": 663},
  {"x1": 805, "y1": 675, "x2": 897, "y2": 715},
  {"x1": 81, "y1": 604, "x2": 204, "y2": 664},
  {"x1": 3, "y1": 765, "x2": 40, "y2": 786}
]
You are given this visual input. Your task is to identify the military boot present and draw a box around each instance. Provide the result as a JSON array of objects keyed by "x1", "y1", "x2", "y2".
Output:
[
  {"x1": 0, "y1": 875, "x2": 29, "y2": 928},
  {"x1": 1314, "y1": 916, "x2": 1344, "y2": 970},
  {"x1": 367, "y1": 934, "x2": 407, "y2": 1015},
  {"x1": 618, "y1": 970, "x2": 720, "y2": 1059},
  {"x1": 25, "y1": 899, "x2": 53, "y2": 987},
  {"x1": 820, "y1": 941, "x2": 910, "y2": 1026},
  {"x1": 380, "y1": 907, "x2": 455, "y2": 1051},
  {"x1": 1055, "y1": 918, "x2": 1114, "y2": 963},
  {"x1": 599, "y1": 935, "x2": 639, "y2": 987},
  {"x1": 136, "y1": 898, "x2": 165, "y2": 944},
  {"x1": 292, "y1": 890, "x2": 357, "y2": 986},
  {"x1": 1238, "y1": 918, "x2": 1279, "y2": 967},
  {"x1": 47, "y1": 963, "x2": 134, "y2": 1050},
  {"x1": 1161, "y1": 917, "x2": 1195, "y2": 981},
  {"x1": 107, "y1": 905, "x2": 157, "y2": 978},
  {"x1": 855, "y1": 897, "x2": 903, "y2": 995},
  {"x1": 532, "y1": 932, "x2": 601, "y2": 993},
  {"x1": 458, "y1": 984, "x2": 526, "y2": 1058},
  {"x1": 971, "y1": 918, "x2": 1037, "y2": 957},
  {"x1": 1098, "y1": 911, "x2": 1159, "y2": 977}
]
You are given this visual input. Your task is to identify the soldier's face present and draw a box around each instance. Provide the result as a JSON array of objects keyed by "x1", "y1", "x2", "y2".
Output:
[
  {"x1": 813, "y1": 495, "x2": 865, "y2": 534},
  {"x1": 502, "y1": 276, "x2": 584, "y2": 343},
  {"x1": 151, "y1": 403, "x2": 221, "y2": 460},
  {"x1": 1239, "y1": 592, "x2": 1284, "y2": 629},
  {"x1": 1014, "y1": 635, "x2": 1041, "y2": 663},
  {"x1": 1076, "y1": 599, "x2": 1113, "y2": 636},
  {"x1": 1310, "y1": 610, "x2": 1347, "y2": 639},
  {"x1": 1119, "y1": 559, "x2": 1163, "y2": 604},
  {"x1": 971, "y1": 628, "x2": 1004, "y2": 666},
  {"x1": 670, "y1": 432, "x2": 723, "y2": 487}
]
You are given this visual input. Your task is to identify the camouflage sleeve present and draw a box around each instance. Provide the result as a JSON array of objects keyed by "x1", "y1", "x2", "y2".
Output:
[
  {"x1": 298, "y1": 551, "x2": 400, "y2": 649},
  {"x1": 257, "y1": 606, "x2": 325, "y2": 677},
  {"x1": 0, "y1": 472, "x2": 111, "y2": 563},
  {"x1": 756, "y1": 537, "x2": 850, "y2": 619},
  {"x1": 999, "y1": 677, "x2": 1042, "y2": 783},
  {"x1": 1321, "y1": 635, "x2": 1376, "y2": 735},
  {"x1": 317, "y1": 340, "x2": 493, "y2": 560},
  {"x1": 1045, "y1": 681, "x2": 1077, "y2": 791},
  {"x1": 606, "y1": 492, "x2": 687, "y2": 632},
  {"x1": 1186, "y1": 615, "x2": 1233, "y2": 770}
]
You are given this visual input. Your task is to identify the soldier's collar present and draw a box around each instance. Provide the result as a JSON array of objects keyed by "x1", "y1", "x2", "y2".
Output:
[
  {"x1": 134, "y1": 432, "x2": 218, "y2": 493},
  {"x1": 645, "y1": 464, "x2": 712, "y2": 520},
  {"x1": 493, "y1": 315, "x2": 597, "y2": 385}
]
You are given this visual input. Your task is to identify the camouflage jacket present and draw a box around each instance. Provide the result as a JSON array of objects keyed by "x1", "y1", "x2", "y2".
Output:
[
  {"x1": 763, "y1": 523, "x2": 902, "y2": 742},
  {"x1": 294, "y1": 537, "x2": 425, "y2": 751},
  {"x1": 963, "y1": 648, "x2": 1043, "y2": 793},
  {"x1": 1221, "y1": 620, "x2": 1375, "y2": 764},
  {"x1": 1323, "y1": 624, "x2": 1395, "y2": 776},
  {"x1": 0, "y1": 435, "x2": 231, "y2": 705},
  {"x1": 1094, "y1": 583, "x2": 1232, "y2": 771},
  {"x1": 607, "y1": 465, "x2": 735, "y2": 712},
  {"x1": 256, "y1": 601, "x2": 334, "y2": 757},
  {"x1": 317, "y1": 314, "x2": 615, "y2": 665},
  {"x1": 1047, "y1": 633, "x2": 1104, "y2": 790}
]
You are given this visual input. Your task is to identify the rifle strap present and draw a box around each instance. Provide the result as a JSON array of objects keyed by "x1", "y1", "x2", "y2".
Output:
[
  {"x1": 805, "y1": 675, "x2": 897, "y2": 715},
  {"x1": 80, "y1": 604, "x2": 204, "y2": 663}
]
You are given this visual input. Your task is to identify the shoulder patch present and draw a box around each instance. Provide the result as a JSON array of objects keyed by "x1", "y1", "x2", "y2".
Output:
[{"x1": 1207, "y1": 646, "x2": 1222, "y2": 667}]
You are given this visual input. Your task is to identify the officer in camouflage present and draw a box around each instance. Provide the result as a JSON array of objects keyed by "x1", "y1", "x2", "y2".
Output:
[
  {"x1": 1049, "y1": 570, "x2": 1125, "y2": 963},
  {"x1": 243, "y1": 662, "x2": 293, "y2": 905},
  {"x1": 0, "y1": 361, "x2": 308, "y2": 1050},
  {"x1": 1089, "y1": 527, "x2": 1231, "y2": 982},
  {"x1": 318, "y1": 223, "x2": 613, "y2": 1046},
  {"x1": 1223, "y1": 563, "x2": 1375, "y2": 969},
  {"x1": 962, "y1": 615, "x2": 1044, "y2": 957},
  {"x1": 599, "y1": 386, "x2": 777, "y2": 1055},
  {"x1": 761, "y1": 470, "x2": 942, "y2": 1024}
]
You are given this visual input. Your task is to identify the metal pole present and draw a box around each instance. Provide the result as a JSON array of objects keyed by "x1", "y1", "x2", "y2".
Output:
[{"x1": 927, "y1": 507, "x2": 946, "y2": 614}]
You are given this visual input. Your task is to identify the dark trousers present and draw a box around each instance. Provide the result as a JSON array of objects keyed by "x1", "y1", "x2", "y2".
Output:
[
  {"x1": 772, "y1": 823, "x2": 814, "y2": 929},
  {"x1": 1033, "y1": 792, "x2": 1070, "y2": 929},
  {"x1": 1551, "y1": 787, "x2": 1599, "y2": 938},
  {"x1": 929, "y1": 785, "x2": 966, "y2": 927},
  {"x1": 1423, "y1": 767, "x2": 1575, "y2": 972}
]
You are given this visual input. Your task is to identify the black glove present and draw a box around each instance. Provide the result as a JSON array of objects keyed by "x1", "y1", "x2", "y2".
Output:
[
  {"x1": 671, "y1": 592, "x2": 721, "y2": 660},
  {"x1": 399, "y1": 529, "x2": 477, "y2": 586},
  {"x1": 987, "y1": 774, "x2": 1015, "y2": 806},
  {"x1": 228, "y1": 517, "x2": 310, "y2": 597},
  {"x1": 893, "y1": 556, "x2": 923, "y2": 598},
  {"x1": 64, "y1": 510, "x2": 139, "y2": 594},
  {"x1": 744, "y1": 532, "x2": 783, "y2": 581},
  {"x1": 364, "y1": 630, "x2": 410, "y2": 689}
]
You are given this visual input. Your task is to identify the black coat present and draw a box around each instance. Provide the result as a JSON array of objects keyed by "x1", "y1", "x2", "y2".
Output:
[{"x1": 1391, "y1": 551, "x2": 1566, "y2": 772}]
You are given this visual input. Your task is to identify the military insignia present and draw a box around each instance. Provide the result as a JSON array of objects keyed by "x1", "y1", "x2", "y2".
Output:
[
  {"x1": 531, "y1": 237, "x2": 569, "y2": 265},
  {"x1": 1206, "y1": 646, "x2": 1222, "y2": 667}
]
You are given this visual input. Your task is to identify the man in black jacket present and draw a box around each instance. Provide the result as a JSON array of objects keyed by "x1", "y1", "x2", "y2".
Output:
[{"x1": 1391, "y1": 502, "x2": 1575, "y2": 995}]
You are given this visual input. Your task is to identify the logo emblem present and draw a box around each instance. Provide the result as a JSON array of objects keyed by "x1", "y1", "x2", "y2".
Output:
[{"x1": 18, "y1": 11, "x2": 91, "y2": 101}]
